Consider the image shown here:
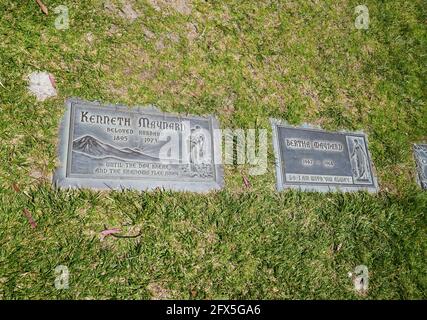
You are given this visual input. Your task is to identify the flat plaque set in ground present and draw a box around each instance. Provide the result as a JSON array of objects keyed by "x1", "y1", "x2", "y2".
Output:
[
  {"x1": 413, "y1": 144, "x2": 427, "y2": 190},
  {"x1": 54, "y1": 99, "x2": 423, "y2": 193},
  {"x1": 270, "y1": 119, "x2": 378, "y2": 193},
  {"x1": 53, "y1": 98, "x2": 224, "y2": 192}
]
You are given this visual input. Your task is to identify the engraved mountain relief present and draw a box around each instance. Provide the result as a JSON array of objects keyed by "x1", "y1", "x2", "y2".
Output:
[{"x1": 72, "y1": 135, "x2": 159, "y2": 161}]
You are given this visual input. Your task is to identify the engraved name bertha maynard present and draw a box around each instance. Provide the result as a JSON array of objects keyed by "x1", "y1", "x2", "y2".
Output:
[
  {"x1": 53, "y1": 99, "x2": 224, "y2": 192},
  {"x1": 271, "y1": 120, "x2": 378, "y2": 192}
]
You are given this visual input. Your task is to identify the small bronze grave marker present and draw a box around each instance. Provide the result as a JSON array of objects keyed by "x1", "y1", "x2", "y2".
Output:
[
  {"x1": 271, "y1": 120, "x2": 378, "y2": 192},
  {"x1": 413, "y1": 144, "x2": 427, "y2": 190},
  {"x1": 53, "y1": 99, "x2": 224, "y2": 192}
]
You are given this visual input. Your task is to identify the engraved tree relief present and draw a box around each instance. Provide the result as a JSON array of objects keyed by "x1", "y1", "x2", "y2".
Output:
[
  {"x1": 414, "y1": 144, "x2": 427, "y2": 189},
  {"x1": 348, "y1": 137, "x2": 371, "y2": 183}
]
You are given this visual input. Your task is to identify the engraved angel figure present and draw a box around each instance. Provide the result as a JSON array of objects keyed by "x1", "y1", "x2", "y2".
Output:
[
  {"x1": 350, "y1": 138, "x2": 370, "y2": 181},
  {"x1": 190, "y1": 125, "x2": 205, "y2": 164}
]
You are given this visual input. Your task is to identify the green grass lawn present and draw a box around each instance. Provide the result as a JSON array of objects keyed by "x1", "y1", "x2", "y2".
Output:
[{"x1": 0, "y1": 0, "x2": 426, "y2": 299}]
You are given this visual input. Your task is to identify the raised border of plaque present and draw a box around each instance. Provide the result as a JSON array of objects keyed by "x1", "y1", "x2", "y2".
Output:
[
  {"x1": 53, "y1": 98, "x2": 224, "y2": 192},
  {"x1": 413, "y1": 143, "x2": 427, "y2": 190},
  {"x1": 271, "y1": 119, "x2": 378, "y2": 193}
]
